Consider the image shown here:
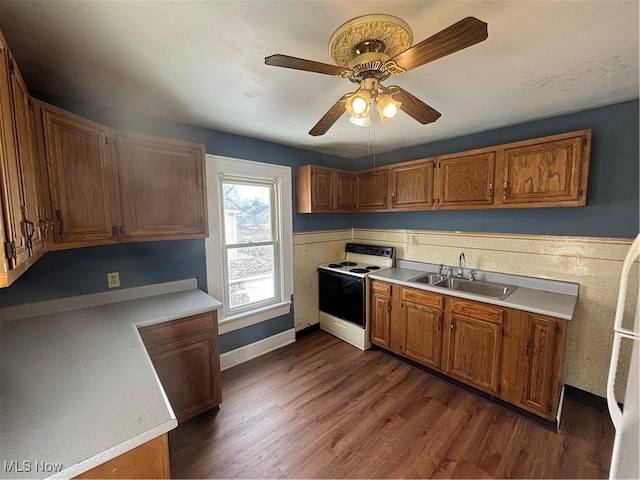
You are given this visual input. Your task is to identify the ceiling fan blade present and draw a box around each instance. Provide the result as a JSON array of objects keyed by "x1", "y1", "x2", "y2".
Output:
[
  {"x1": 265, "y1": 54, "x2": 350, "y2": 77},
  {"x1": 387, "y1": 17, "x2": 488, "y2": 73},
  {"x1": 386, "y1": 86, "x2": 441, "y2": 124},
  {"x1": 309, "y1": 94, "x2": 350, "y2": 136}
]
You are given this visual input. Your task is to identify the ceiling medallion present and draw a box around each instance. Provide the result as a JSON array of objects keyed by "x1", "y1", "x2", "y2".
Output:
[{"x1": 328, "y1": 14, "x2": 413, "y2": 68}]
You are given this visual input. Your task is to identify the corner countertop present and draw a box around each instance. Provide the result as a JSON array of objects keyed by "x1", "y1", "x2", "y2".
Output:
[
  {"x1": 369, "y1": 263, "x2": 578, "y2": 320},
  {"x1": 0, "y1": 279, "x2": 222, "y2": 479}
]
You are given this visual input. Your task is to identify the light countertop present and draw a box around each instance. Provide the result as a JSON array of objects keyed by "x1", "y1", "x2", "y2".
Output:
[
  {"x1": 369, "y1": 263, "x2": 578, "y2": 320},
  {"x1": 0, "y1": 279, "x2": 222, "y2": 479}
]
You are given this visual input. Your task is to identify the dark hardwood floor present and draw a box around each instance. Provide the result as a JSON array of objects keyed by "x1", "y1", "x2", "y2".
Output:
[{"x1": 170, "y1": 331, "x2": 614, "y2": 479}]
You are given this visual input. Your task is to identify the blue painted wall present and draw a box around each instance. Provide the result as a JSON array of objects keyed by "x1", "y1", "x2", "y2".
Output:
[{"x1": 351, "y1": 100, "x2": 639, "y2": 238}]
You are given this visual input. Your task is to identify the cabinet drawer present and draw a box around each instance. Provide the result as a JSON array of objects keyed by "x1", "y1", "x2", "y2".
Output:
[
  {"x1": 371, "y1": 281, "x2": 392, "y2": 295},
  {"x1": 139, "y1": 312, "x2": 216, "y2": 349},
  {"x1": 450, "y1": 298, "x2": 503, "y2": 324},
  {"x1": 402, "y1": 287, "x2": 444, "y2": 310}
]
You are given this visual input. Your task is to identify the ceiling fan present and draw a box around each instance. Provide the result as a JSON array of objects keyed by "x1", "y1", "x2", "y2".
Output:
[{"x1": 265, "y1": 14, "x2": 488, "y2": 136}]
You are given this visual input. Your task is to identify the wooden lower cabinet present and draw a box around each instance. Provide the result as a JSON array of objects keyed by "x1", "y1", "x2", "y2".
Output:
[
  {"x1": 444, "y1": 299, "x2": 503, "y2": 395},
  {"x1": 75, "y1": 434, "x2": 170, "y2": 479},
  {"x1": 139, "y1": 312, "x2": 221, "y2": 423},
  {"x1": 515, "y1": 312, "x2": 566, "y2": 419},
  {"x1": 370, "y1": 280, "x2": 392, "y2": 349},
  {"x1": 370, "y1": 281, "x2": 567, "y2": 421},
  {"x1": 400, "y1": 287, "x2": 444, "y2": 369}
]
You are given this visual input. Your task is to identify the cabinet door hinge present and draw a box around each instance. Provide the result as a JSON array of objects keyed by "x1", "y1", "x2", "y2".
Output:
[
  {"x1": 105, "y1": 136, "x2": 109, "y2": 145},
  {"x1": 5, "y1": 241, "x2": 17, "y2": 260},
  {"x1": 8, "y1": 58, "x2": 15, "y2": 73},
  {"x1": 578, "y1": 188, "x2": 584, "y2": 198},
  {"x1": 583, "y1": 137, "x2": 588, "y2": 146},
  {"x1": 555, "y1": 323, "x2": 560, "y2": 334}
]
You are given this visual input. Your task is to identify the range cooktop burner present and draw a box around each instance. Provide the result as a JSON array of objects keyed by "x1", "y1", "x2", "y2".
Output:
[
  {"x1": 350, "y1": 268, "x2": 369, "y2": 274},
  {"x1": 328, "y1": 263, "x2": 344, "y2": 268},
  {"x1": 341, "y1": 261, "x2": 357, "y2": 266},
  {"x1": 366, "y1": 266, "x2": 380, "y2": 270}
]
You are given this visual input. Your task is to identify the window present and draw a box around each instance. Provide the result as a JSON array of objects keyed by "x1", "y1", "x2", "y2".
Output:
[{"x1": 205, "y1": 155, "x2": 293, "y2": 334}]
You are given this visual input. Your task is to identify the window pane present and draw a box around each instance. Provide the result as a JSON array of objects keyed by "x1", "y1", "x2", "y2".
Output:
[
  {"x1": 227, "y1": 245, "x2": 276, "y2": 309},
  {"x1": 222, "y1": 183, "x2": 272, "y2": 244}
]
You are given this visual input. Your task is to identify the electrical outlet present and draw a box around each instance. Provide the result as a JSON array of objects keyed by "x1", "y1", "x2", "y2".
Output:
[
  {"x1": 411, "y1": 235, "x2": 419, "y2": 246},
  {"x1": 107, "y1": 272, "x2": 120, "y2": 288}
]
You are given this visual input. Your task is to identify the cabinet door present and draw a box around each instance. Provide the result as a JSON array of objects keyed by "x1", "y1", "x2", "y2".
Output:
[
  {"x1": 445, "y1": 299, "x2": 504, "y2": 394},
  {"x1": 335, "y1": 171, "x2": 354, "y2": 211},
  {"x1": 403, "y1": 301, "x2": 443, "y2": 369},
  {"x1": 370, "y1": 281, "x2": 392, "y2": 348},
  {"x1": 501, "y1": 134, "x2": 588, "y2": 206},
  {"x1": 310, "y1": 166, "x2": 334, "y2": 212},
  {"x1": 391, "y1": 160, "x2": 435, "y2": 210},
  {"x1": 39, "y1": 103, "x2": 117, "y2": 247},
  {"x1": 148, "y1": 338, "x2": 220, "y2": 422},
  {"x1": 115, "y1": 132, "x2": 207, "y2": 241},
  {"x1": 9, "y1": 58, "x2": 44, "y2": 258},
  {"x1": 436, "y1": 152, "x2": 495, "y2": 208},
  {"x1": 518, "y1": 313, "x2": 564, "y2": 418},
  {"x1": 355, "y1": 169, "x2": 388, "y2": 211},
  {"x1": 0, "y1": 45, "x2": 28, "y2": 271}
]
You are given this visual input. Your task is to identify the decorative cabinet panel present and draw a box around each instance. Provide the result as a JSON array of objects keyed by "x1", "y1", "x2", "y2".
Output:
[
  {"x1": 516, "y1": 313, "x2": 566, "y2": 419},
  {"x1": 0, "y1": 33, "x2": 46, "y2": 287},
  {"x1": 355, "y1": 168, "x2": 388, "y2": 211},
  {"x1": 400, "y1": 287, "x2": 444, "y2": 369},
  {"x1": 114, "y1": 132, "x2": 207, "y2": 241},
  {"x1": 390, "y1": 160, "x2": 435, "y2": 210},
  {"x1": 34, "y1": 100, "x2": 118, "y2": 249},
  {"x1": 296, "y1": 165, "x2": 353, "y2": 213},
  {"x1": 139, "y1": 312, "x2": 221, "y2": 423},
  {"x1": 436, "y1": 152, "x2": 495, "y2": 208},
  {"x1": 370, "y1": 280, "x2": 392, "y2": 349},
  {"x1": 369, "y1": 280, "x2": 567, "y2": 421},
  {"x1": 497, "y1": 130, "x2": 591, "y2": 207}
]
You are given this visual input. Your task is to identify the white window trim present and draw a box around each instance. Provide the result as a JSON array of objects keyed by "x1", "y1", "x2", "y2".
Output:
[{"x1": 205, "y1": 154, "x2": 293, "y2": 335}]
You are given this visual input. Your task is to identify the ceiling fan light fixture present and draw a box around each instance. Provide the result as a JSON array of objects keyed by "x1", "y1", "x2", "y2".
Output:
[
  {"x1": 348, "y1": 114, "x2": 371, "y2": 127},
  {"x1": 345, "y1": 88, "x2": 371, "y2": 118},
  {"x1": 376, "y1": 93, "x2": 401, "y2": 122}
]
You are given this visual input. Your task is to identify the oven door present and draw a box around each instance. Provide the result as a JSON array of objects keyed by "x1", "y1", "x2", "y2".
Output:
[{"x1": 318, "y1": 269, "x2": 366, "y2": 327}]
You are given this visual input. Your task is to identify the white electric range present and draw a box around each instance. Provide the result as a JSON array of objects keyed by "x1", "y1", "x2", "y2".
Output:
[{"x1": 317, "y1": 243, "x2": 395, "y2": 350}]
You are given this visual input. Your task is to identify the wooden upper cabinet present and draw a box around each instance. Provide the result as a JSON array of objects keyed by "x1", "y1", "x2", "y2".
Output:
[
  {"x1": 436, "y1": 151, "x2": 495, "y2": 208},
  {"x1": 114, "y1": 132, "x2": 207, "y2": 241},
  {"x1": 35, "y1": 100, "x2": 118, "y2": 248},
  {"x1": 444, "y1": 299, "x2": 504, "y2": 394},
  {"x1": 516, "y1": 313, "x2": 566, "y2": 419},
  {"x1": 296, "y1": 164, "x2": 353, "y2": 213},
  {"x1": 390, "y1": 160, "x2": 435, "y2": 210},
  {"x1": 355, "y1": 168, "x2": 388, "y2": 211},
  {"x1": 497, "y1": 130, "x2": 591, "y2": 207},
  {"x1": 0, "y1": 37, "x2": 47, "y2": 287},
  {"x1": 9, "y1": 57, "x2": 44, "y2": 259},
  {"x1": 0, "y1": 43, "x2": 28, "y2": 272},
  {"x1": 335, "y1": 170, "x2": 354, "y2": 211}
]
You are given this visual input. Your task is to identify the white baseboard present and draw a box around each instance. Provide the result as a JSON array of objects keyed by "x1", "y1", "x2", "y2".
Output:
[{"x1": 220, "y1": 328, "x2": 296, "y2": 371}]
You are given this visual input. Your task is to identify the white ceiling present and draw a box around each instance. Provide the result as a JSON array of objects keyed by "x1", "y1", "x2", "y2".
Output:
[{"x1": 0, "y1": 1, "x2": 638, "y2": 159}]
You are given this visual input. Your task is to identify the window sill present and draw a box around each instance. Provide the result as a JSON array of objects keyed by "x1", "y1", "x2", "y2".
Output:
[{"x1": 218, "y1": 300, "x2": 292, "y2": 335}]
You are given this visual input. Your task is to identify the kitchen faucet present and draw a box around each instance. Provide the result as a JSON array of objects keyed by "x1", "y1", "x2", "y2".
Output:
[{"x1": 458, "y1": 252, "x2": 466, "y2": 277}]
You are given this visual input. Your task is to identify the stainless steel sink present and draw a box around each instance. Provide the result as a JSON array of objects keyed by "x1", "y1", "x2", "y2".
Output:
[
  {"x1": 433, "y1": 277, "x2": 517, "y2": 299},
  {"x1": 411, "y1": 273, "x2": 448, "y2": 285},
  {"x1": 411, "y1": 273, "x2": 517, "y2": 299}
]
